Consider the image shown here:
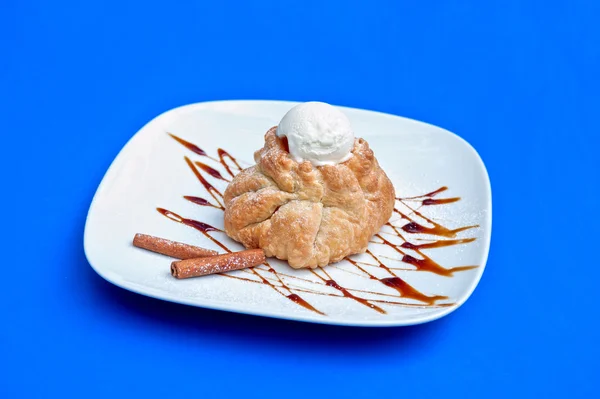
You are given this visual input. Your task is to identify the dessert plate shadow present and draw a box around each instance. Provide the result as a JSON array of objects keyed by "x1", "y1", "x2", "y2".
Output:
[{"x1": 84, "y1": 100, "x2": 491, "y2": 327}]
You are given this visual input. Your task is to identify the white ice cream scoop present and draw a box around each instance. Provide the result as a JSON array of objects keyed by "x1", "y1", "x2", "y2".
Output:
[{"x1": 276, "y1": 102, "x2": 355, "y2": 166}]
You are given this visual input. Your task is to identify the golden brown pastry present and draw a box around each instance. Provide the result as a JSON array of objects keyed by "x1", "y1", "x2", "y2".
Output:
[{"x1": 223, "y1": 126, "x2": 395, "y2": 269}]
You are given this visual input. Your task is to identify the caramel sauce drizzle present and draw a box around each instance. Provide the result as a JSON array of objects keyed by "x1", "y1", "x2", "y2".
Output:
[
  {"x1": 156, "y1": 133, "x2": 480, "y2": 316},
  {"x1": 310, "y1": 269, "x2": 386, "y2": 314},
  {"x1": 422, "y1": 197, "x2": 460, "y2": 206},
  {"x1": 184, "y1": 156, "x2": 225, "y2": 209},
  {"x1": 183, "y1": 196, "x2": 221, "y2": 209},
  {"x1": 168, "y1": 132, "x2": 242, "y2": 177},
  {"x1": 217, "y1": 148, "x2": 242, "y2": 178},
  {"x1": 194, "y1": 161, "x2": 230, "y2": 182},
  {"x1": 168, "y1": 133, "x2": 216, "y2": 160},
  {"x1": 368, "y1": 224, "x2": 478, "y2": 277},
  {"x1": 395, "y1": 207, "x2": 477, "y2": 238}
]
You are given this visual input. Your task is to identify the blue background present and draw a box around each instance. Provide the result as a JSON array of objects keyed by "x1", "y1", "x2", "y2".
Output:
[{"x1": 1, "y1": 1, "x2": 598, "y2": 397}]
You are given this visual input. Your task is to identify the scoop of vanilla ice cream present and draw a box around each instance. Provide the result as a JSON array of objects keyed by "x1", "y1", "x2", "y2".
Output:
[{"x1": 276, "y1": 102, "x2": 355, "y2": 166}]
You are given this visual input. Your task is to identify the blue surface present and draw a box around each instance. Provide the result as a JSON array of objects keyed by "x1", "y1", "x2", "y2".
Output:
[{"x1": 1, "y1": 1, "x2": 598, "y2": 397}]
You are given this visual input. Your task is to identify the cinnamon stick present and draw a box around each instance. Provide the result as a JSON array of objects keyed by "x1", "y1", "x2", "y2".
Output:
[
  {"x1": 171, "y1": 249, "x2": 266, "y2": 279},
  {"x1": 133, "y1": 233, "x2": 218, "y2": 259}
]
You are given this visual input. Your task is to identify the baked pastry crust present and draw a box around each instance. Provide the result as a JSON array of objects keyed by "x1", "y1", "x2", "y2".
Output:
[{"x1": 224, "y1": 127, "x2": 395, "y2": 268}]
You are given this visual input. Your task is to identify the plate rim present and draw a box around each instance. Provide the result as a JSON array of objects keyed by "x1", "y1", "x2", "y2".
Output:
[{"x1": 83, "y1": 99, "x2": 492, "y2": 327}]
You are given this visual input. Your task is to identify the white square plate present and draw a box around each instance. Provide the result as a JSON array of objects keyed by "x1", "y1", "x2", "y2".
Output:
[{"x1": 84, "y1": 100, "x2": 491, "y2": 326}]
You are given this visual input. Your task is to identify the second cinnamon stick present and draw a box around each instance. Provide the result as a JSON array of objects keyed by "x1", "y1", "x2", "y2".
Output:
[{"x1": 171, "y1": 249, "x2": 266, "y2": 279}]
